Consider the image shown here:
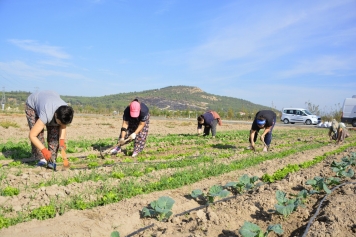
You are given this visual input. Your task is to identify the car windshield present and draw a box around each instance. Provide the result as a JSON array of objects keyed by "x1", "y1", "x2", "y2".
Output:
[{"x1": 303, "y1": 110, "x2": 312, "y2": 115}]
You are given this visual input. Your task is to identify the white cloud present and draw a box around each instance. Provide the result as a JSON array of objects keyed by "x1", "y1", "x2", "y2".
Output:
[
  {"x1": 187, "y1": 0, "x2": 356, "y2": 72},
  {"x1": 38, "y1": 60, "x2": 72, "y2": 67},
  {"x1": 8, "y1": 39, "x2": 70, "y2": 59},
  {"x1": 0, "y1": 60, "x2": 88, "y2": 81},
  {"x1": 279, "y1": 55, "x2": 356, "y2": 78}
]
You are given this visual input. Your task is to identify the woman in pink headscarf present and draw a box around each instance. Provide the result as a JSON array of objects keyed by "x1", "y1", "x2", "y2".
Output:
[{"x1": 110, "y1": 99, "x2": 150, "y2": 157}]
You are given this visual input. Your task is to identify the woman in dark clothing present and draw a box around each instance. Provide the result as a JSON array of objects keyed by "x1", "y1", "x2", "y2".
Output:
[
  {"x1": 197, "y1": 110, "x2": 222, "y2": 138},
  {"x1": 110, "y1": 99, "x2": 150, "y2": 157},
  {"x1": 248, "y1": 110, "x2": 276, "y2": 152}
]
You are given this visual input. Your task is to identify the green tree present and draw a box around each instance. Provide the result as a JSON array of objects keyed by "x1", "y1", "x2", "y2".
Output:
[{"x1": 227, "y1": 108, "x2": 234, "y2": 119}]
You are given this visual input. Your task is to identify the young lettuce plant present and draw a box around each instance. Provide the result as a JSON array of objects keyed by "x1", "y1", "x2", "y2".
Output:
[
  {"x1": 141, "y1": 196, "x2": 175, "y2": 222},
  {"x1": 191, "y1": 185, "x2": 230, "y2": 205},
  {"x1": 239, "y1": 221, "x2": 283, "y2": 237},
  {"x1": 224, "y1": 174, "x2": 261, "y2": 194},
  {"x1": 1, "y1": 186, "x2": 20, "y2": 196}
]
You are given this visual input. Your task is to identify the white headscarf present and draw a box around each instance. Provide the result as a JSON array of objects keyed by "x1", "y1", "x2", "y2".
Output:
[{"x1": 331, "y1": 119, "x2": 339, "y2": 133}]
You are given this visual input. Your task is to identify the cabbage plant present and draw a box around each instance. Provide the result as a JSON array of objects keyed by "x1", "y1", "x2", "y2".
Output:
[
  {"x1": 239, "y1": 221, "x2": 283, "y2": 237},
  {"x1": 191, "y1": 185, "x2": 230, "y2": 205},
  {"x1": 141, "y1": 196, "x2": 175, "y2": 222}
]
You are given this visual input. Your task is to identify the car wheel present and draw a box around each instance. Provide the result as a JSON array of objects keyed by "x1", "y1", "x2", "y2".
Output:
[
  {"x1": 283, "y1": 119, "x2": 289, "y2": 124},
  {"x1": 352, "y1": 119, "x2": 356, "y2": 127},
  {"x1": 305, "y1": 119, "x2": 312, "y2": 125}
]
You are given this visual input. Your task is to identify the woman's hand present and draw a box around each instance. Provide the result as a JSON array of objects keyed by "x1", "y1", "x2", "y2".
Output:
[
  {"x1": 59, "y1": 139, "x2": 66, "y2": 150},
  {"x1": 41, "y1": 148, "x2": 52, "y2": 161},
  {"x1": 129, "y1": 133, "x2": 136, "y2": 140}
]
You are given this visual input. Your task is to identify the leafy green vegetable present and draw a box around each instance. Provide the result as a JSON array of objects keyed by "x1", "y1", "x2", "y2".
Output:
[
  {"x1": 191, "y1": 185, "x2": 230, "y2": 204},
  {"x1": 290, "y1": 189, "x2": 310, "y2": 204},
  {"x1": 111, "y1": 171, "x2": 125, "y2": 179},
  {"x1": 101, "y1": 191, "x2": 119, "y2": 205},
  {"x1": 239, "y1": 221, "x2": 283, "y2": 237},
  {"x1": 224, "y1": 174, "x2": 260, "y2": 194},
  {"x1": 330, "y1": 160, "x2": 354, "y2": 178},
  {"x1": 110, "y1": 231, "x2": 120, "y2": 237},
  {"x1": 341, "y1": 152, "x2": 356, "y2": 166},
  {"x1": 269, "y1": 190, "x2": 305, "y2": 218},
  {"x1": 87, "y1": 161, "x2": 99, "y2": 169},
  {"x1": 1, "y1": 186, "x2": 20, "y2": 196},
  {"x1": 8, "y1": 161, "x2": 22, "y2": 167},
  {"x1": 87, "y1": 154, "x2": 97, "y2": 159},
  {"x1": 141, "y1": 196, "x2": 175, "y2": 221},
  {"x1": 306, "y1": 177, "x2": 331, "y2": 194},
  {"x1": 0, "y1": 215, "x2": 11, "y2": 229},
  {"x1": 30, "y1": 205, "x2": 56, "y2": 220}
]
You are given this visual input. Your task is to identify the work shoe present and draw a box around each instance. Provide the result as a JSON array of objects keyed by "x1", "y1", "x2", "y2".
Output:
[
  {"x1": 37, "y1": 159, "x2": 47, "y2": 167},
  {"x1": 263, "y1": 146, "x2": 268, "y2": 152},
  {"x1": 110, "y1": 146, "x2": 121, "y2": 155},
  {"x1": 47, "y1": 162, "x2": 57, "y2": 171},
  {"x1": 132, "y1": 152, "x2": 138, "y2": 158}
]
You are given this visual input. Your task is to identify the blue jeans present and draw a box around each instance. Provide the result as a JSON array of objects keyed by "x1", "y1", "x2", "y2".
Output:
[{"x1": 250, "y1": 119, "x2": 275, "y2": 146}]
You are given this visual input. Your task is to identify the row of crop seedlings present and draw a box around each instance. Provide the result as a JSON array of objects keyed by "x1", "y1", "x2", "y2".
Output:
[
  {"x1": 0, "y1": 128, "x2": 326, "y2": 166},
  {"x1": 0, "y1": 140, "x2": 352, "y2": 204},
  {"x1": 65, "y1": 136, "x2": 328, "y2": 168},
  {"x1": 0, "y1": 140, "x2": 353, "y2": 201},
  {"x1": 0, "y1": 139, "x2": 320, "y2": 197},
  {"x1": 0, "y1": 137, "x2": 352, "y2": 231},
  {"x1": 109, "y1": 151, "x2": 356, "y2": 237},
  {"x1": 2, "y1": 139, "x2": 318, "y2": 170}
]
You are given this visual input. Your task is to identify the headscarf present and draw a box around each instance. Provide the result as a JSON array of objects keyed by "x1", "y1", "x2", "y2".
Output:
[
  {"x1": 256, "y1": 119, "x2": 266, "y2": 126},
  {"x1": 330, "y1": 119, "x2": 339, "y2": 133}
]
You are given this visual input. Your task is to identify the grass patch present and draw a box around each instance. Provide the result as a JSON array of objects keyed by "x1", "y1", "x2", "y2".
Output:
[{"x1": 0, "y1": 120, "x2": 19, "y2": 129}]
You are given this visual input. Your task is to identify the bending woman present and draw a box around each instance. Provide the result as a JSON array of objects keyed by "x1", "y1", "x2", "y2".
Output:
[{"x1": 111, "y1": 99, "x2": 150, "y2": 157}]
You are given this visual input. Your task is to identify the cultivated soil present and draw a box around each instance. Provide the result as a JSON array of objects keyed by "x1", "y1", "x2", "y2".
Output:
[{"x1": 0, "y1": 114, "x2": 355, "y2": 237}]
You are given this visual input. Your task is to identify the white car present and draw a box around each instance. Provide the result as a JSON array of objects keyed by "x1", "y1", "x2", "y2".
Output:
[{"x1": 281, "y1": 108, "x2": 321, "y2": 125}]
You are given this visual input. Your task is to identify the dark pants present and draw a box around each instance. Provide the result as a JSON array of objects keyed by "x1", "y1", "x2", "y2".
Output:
[
  {"x1": 204, "y1": 119, "x2": 218, "y2": 136},
  {"x1": 25, "y1": 104, "x2": 60, "y2": 161},
  {"x1": 249, "y1": 119, "x2": 275, "y2": 146}
]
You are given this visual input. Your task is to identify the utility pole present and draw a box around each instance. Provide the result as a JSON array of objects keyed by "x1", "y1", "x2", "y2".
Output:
[{"x1": 1, "y1": 87, "x2": 5, "y2": 111}]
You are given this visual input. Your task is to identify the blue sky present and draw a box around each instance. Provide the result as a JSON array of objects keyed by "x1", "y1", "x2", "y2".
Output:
[{"x1": 0, "y1": 0, "x2": 355, "y2": 113}]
